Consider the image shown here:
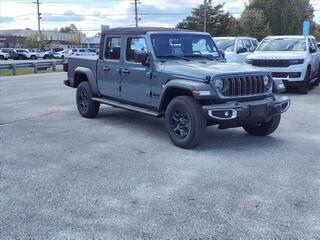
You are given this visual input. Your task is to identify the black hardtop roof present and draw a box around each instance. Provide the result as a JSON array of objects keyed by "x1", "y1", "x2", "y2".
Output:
[{"x1": 102, "y1": 27, "x2": 198, "y2": 35}]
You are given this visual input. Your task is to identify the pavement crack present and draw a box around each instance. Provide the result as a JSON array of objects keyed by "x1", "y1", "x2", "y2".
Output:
[{"x1": 0, "y1": 111, "x2": 60, "y2": 126}]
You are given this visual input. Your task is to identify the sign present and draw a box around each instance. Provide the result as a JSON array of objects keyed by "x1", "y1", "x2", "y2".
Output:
[{"x1": 302, "y1": 21, "x2": 310, "y2": 36}]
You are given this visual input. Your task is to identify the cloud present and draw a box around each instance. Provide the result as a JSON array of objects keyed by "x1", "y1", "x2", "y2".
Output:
[
  {"x1": 0, "y1": 17, "x2": 15, "y2": 23},
  {"x1": 42, "y1": 11, "x2": 85, "y2": 22}
]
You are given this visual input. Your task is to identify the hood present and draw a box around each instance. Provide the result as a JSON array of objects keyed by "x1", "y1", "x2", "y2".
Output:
[
  {"x1": 247, "y1": 51, "x2": 307, "y2": 60},
  {"x1": 159, "y1": 60, "x2": 269, "y2": 81}
]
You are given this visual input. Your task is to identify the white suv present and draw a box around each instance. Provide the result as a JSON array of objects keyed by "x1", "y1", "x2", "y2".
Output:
[
  {"x1": 246, "y1": 35, "x2": 320, "y2": 94},
  {"x1": 214, "y1": 37, "x2": 258, "y2": 63},
  {"x1": 16, "y1": 49, "x2": 38, "y2": 60}
]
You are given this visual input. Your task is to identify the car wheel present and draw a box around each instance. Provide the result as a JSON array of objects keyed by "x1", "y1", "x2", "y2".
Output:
[
  {"x1": 165, "y1": 96, "x2": 206, "y2": 149},
  {"x1": 76, "y1": 82, "x2": 100, "y2": 118},
  {"x1": 18, "y1": 55, "x2": 24, "y2": 60},
  {"x1": 298, "y1": 68, "x2": 310, "y2": 94},
  {"x1": 314, "y1": 64, "x2": 320, "y2": 86},
  {"x1": 43, "y1": 55, "x2": 48, "y2": 59},
  {"x1": 243, "y1": 114, "x2": 281, "y2": 136},
  {"x1": 61, "y1": 55, "x2": 65, "y2": 59},
  {"x1": 0, "y1": 56, "x2": 4, "y2": 60},
  {"x1": 31, "y1": 55, "x2": 37, "y2": 60}
]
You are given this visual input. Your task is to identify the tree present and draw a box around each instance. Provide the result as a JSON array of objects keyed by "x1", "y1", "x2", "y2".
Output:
[
  {"x1": 94, "y1": 32, "x2": 101, "y2": 38},
  {"x1": 245, "y1": 0, "x2": 314, "y2": 35},
  {"x1": 240, "y1": 9, "x2": 271, "y2": 40},
  {"x1": 176, "y1": 3, "x2": 238, "y2": 37},
  {"x1": 59, "y1": 24, "x2": 78, "y2": 33},
  {"x1": 311, "y1": 21, "x2": 320, "y2": 41}
]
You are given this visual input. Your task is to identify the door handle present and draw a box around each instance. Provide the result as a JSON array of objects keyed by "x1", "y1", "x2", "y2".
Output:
[
  {"x1": 121, "y1": 69, "x2": 130, "y2": 74},
  {"x1": 103, "y1": 66, "x2": 110, "y2": 71}
]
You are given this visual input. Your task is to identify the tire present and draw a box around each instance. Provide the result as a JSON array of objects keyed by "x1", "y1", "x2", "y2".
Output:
[
  {"x1": 0, "y1": 56, "x2": 4, "y2": 60},
  {"x1": 243, "y1": 114, "x2": 281, "y2": 136},
  {"x1": 314, "y1": 65, "x2": 320, "y2": 86},
  {"x1": 31, "y1": 55, "x2": 37, "y2": 60},
  {"x1": 61, "y1": 55, "x2": 65, "y2": 59},
  {"x1": 165, "y1": 96, "x2": 206, "y2": 149},
  {"x1": 18, "y1": 55, "x2": 24, "y2": 60},
  {"x1": 298, "y1": 68, "x2": 310, "y2": 94},
  {"x1": 43, "y1": 55, "x2": 48, "y2": 59},
  {"x1": 76, "y1": 82, "x2": 100, "y2": 118}
]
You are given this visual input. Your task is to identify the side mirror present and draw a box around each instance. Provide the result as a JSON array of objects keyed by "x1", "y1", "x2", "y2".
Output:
[
  {"x1": 134, "y1": 50, "x2": 148, "y2": 64},
  {"x1": 237, "y1": 47, "x2": 248, "y2": 54},
  {"x1": 219, "y1": 49, "x2": 225, "y2": 60}
]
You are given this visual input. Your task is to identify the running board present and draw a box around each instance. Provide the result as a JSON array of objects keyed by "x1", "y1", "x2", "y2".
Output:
[{"x1": 92, "y1": 97, "x2": 161, "y2": 117}]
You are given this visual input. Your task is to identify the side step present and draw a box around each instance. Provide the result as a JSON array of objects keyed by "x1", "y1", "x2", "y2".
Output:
[{"x1": 92, "y1": 97, "x2": 161, "y2": 117}]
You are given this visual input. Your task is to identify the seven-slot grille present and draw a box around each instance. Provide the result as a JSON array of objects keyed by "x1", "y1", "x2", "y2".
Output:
[{"x1": 220, "y1": 75, "x2": 267, "y2": 97}]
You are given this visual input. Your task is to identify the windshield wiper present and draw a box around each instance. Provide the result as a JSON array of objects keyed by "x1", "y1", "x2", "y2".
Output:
[{"x1": 157, "y1": 55, "x2": 190, "y2": 61}]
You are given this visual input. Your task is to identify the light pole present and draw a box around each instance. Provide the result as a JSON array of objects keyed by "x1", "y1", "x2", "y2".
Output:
[{"x1": 203, "y1": 0, "x2": 208, "y2": 32}]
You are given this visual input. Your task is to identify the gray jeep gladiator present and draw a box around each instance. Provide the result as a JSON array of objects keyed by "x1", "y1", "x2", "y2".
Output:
[{"x1": 64, "y1": 27, "x2": 290, "y2": 149}]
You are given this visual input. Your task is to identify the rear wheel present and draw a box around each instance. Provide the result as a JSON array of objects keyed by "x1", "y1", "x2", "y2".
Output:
[
  {"x1": 0, "y1": 56, "x2": 4, "y2": 60},
  {"x1": 298, "y1": 68, "x2": 310, "y2": 94},
  {"x1": 76, "y1": 82, "x2": 100, "y2": 118},
  {"x1": 17, "y1": 55, "x2": 25, "y2": 60},
  {"x1": 43, "y1": 55, "x2": 49, "y2": 59},
  {"x1": 243, "y1": 114, "x2": 281, "y2": 136},
  {"x1": 165, "y1": 96, "x2": 206, "y2": 149},
  {"x1": 31, "y1": 55, "x2": 37, "y2": 60}
]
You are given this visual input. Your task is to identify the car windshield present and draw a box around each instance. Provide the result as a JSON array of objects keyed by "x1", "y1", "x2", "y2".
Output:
[
  {"x1": 257, "y1": 38, "x2": 306, "y2": 51},
  {"x1": 151, "y1": 33, "x2": 220, "y2": 60},
  {"x1": 214, "y1": 39, "x2": 235, "y2": 52}
]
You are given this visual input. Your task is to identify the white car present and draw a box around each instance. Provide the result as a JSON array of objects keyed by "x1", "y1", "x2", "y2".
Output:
[
  {"x1": 15, "y1": 49, "x2": 38, "y2": 60},
  {"x1": 0, "y1": 51, "x2": 10, "y2": 60},
  {"x1": 246, "y1": 35, "x2": 320, "y2": 94},
  {"x1": 53, "y1": 50, "x2": 70, "y2": 59},
  {"x1": 214, "y1": 37, "x2": 258, "y2": 63},
  {"x1": 71, "y1": 48, "x2": 96, "y2": 56}
]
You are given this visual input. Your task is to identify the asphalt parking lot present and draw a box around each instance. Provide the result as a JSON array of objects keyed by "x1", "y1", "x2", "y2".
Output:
[{"x1": 1, "y1": 72, "x2": 320, "y2": 240}]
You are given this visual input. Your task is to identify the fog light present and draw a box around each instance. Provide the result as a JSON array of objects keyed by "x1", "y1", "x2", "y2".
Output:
[{"x1": 224, "y1": 111, "x2": 230, "y2": 117}]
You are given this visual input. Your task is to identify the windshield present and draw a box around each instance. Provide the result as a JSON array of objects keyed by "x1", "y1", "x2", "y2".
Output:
[
  {"x1": 215, "y1": 39, "x2": 235, "y2": 52},
  {"x1": 150, "y1": 33, "x2": 220, "y2": 60},
  {"x1": 257, "y1": 38, "x2": 306, "y2": 51}
]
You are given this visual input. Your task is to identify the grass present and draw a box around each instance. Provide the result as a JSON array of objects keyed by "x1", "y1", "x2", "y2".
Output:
[{"x1": 0, "y1": 67, "x2": 62, "y2": 77}]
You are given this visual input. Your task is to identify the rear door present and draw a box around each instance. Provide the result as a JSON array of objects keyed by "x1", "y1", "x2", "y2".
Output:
[
  {"x1": 121, "y1": 36, "x2": 152, "y2": 104},
  {"x1": 97, "y1": 36, "x2": 122, "y2": 97}
]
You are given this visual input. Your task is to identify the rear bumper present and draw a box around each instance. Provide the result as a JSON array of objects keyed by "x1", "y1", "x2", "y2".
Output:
[{"x1": 202, "y1": 96, "x2": 290, "y2": 128}]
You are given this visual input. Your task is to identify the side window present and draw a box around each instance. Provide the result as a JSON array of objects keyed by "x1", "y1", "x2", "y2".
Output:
[
  {"x1": 105, "y1": 37, "x2": 121, "y2": 60},
  {"x1": 308, "y1": 38, "x2": 316, "y2": 52},
  {"x1": 243, "y1": 39, "x2": 252, "y2": 50},
  {"x1": 236, "y1": 40, "x2": 244, "y2": 51},
  {"x1": 311, "y1": 38, "x2": 318, "y2": 52},
  {"x1": 79, "y1": 49, "x2": 85, "y2": 53},
  {"x1": 126, "y1": 37, "x2": 147, "y2": 62}
]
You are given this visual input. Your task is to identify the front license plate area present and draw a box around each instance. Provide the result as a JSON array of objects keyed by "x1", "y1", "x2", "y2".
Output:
[{"x1": 250, "y1": 104, "x2": 267, "y2": 117}]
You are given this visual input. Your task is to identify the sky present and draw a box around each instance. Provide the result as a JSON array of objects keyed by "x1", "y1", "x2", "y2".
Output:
[{"x1": 1, "y1": 0, "x2": 320, "y2": 37}]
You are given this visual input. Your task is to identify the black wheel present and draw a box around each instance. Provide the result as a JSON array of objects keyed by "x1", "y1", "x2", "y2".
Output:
[
  {"x1": 76, "y1": 82, "x2": 100, "y2": 118},
  {"x1": 31, "y1": 55, "x2": 37, "y2": 60},
  {"x1": 298, "y1": 68, "x2": 310, "y2": 94},
  {"x1": 61, "y1": 55, "x2": 65, "y2": 59},
  {"x1": 43, "y1": 55, "x2": 48, "y2": 59},
  {"x1": 0, "y1": 56, "x2": 4, "y2": 60},
  {"x1": 165, "y1": 96, "x2": 206, "y2": 149},
  {"x1": 18, "y1": 55, "x2": 24, "y2": 60},
  {"x1": 243, "y1": 114, "x2": 281, "y2": 136},
  {"x1": 314, "y1": 65, "x2": 320, "y2": 86}
]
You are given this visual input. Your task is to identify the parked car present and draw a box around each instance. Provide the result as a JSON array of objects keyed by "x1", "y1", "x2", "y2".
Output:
[
  {"x1": 53, "y1": 50, "x2": 70, "y2": 59},
  {"x1": 0, "y1": 48, "x2": 24, "y2": 60},
  {"x1": 15, "y1": 49, "x2": 38, "y2": 60},
  {"x1": 71, "y1": 48, "x2": 96, "y2": 56},
  {"x1": 214, "y1": 37, "x2": 258, "y2": 63},
  {"x1": 63, "y1": 27, "x2": 290, "y2": 149},
  {"x1": 0, "y1": 51, "x2": 10, "y2": 60},
  {"x1": 246, "y1": 35, "x2": 320, "y2": 94}
]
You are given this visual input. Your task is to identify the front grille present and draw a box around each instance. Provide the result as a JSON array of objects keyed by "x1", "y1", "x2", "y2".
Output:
[
  {"x1": 250, "y1": 59, "x2": 291, "y2": 68},
  {"x1": 221, "y1": 75, "x2": 268, "y2": 97}
]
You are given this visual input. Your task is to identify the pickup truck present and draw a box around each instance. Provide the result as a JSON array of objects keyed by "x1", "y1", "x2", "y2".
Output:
[
  {"x1": 246, "y1": 35, "x2": 320, "y2": 94},
  {"x1": 64, "y1": 27, "x2": 290, "y2": 149}
]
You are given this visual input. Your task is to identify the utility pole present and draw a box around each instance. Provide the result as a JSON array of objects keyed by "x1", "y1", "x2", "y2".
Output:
[
  {"x1": 134, "y1": 0, "x2": 138, "y2": 27},
  {"x1": 36, "y1": 0, "x2": 41, "y2": 34},
  {"x1": 203, "y1": 0, "x2": 207, "y2": 32}
]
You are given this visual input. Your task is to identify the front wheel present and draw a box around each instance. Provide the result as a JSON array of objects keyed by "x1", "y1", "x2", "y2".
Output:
[
  {"x1": 165, "y1": 96, "x2": 206, "y2": 149},
  {"x1": 76, "y1": 82, "x2": 100, "y2": 118},
  {"x1": 31, "y1": 55, "x2": 37, "y2": 60},
  {"x1": 298, "y1": 68, "x2": 310, "y2": 94},
  {"x1": 243, "y1": 114, "x2": 281, "y2": 136}
]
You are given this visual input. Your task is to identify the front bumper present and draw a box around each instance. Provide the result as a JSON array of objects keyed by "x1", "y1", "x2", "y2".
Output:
[{"x1": 202, "y1": 96, "x2": 290, "y2": 128}]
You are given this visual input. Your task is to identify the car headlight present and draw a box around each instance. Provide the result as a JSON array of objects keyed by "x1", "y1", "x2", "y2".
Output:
[{"x1": 215, "y1": 79, "x2": 224, "y2": 91}]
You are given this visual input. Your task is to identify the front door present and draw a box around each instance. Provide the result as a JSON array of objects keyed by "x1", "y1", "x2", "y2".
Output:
[
  {"x1": 97, "y1": 36, "x2": 122, "y2": 97},
  {"x1": 121, "y1": 36, "x2": 152, "y2": 104}
]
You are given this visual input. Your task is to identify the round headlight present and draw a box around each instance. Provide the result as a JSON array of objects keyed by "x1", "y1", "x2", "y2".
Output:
[
  {"x1": 263, "y1": 75, "x2": 269, "y2": 87},
  {"x1": 215, "y1": 79, "x2": 224, "y2": 91}
]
